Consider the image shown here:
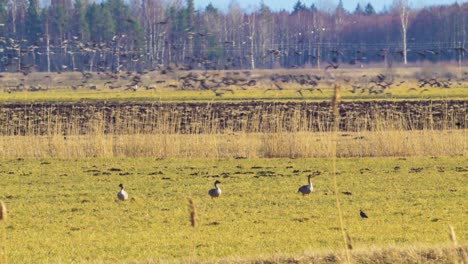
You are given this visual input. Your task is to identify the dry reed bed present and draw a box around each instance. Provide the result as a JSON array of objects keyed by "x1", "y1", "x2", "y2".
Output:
[
  {"x1": 0, "y1": 130, "x2": 465, "y2": 158},
  {"x1": 0, "y1": 100, "x2": 466, "y2": 135},
  {"x1": 0, "y1": 100, "x2": 465, "y2": 158}
]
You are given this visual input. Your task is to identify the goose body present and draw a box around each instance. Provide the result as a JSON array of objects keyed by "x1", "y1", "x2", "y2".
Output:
[
  {"x1": 117, "y1": 183, "x2": 128, "y2": 201},
  {"x1": 208, "y1": 180, "x2": 222, "y2": 198},
  {"x1": 360, "y1": 209, "x2": 368, "y2": 219},
  {"x1": 298, "y1": 175, "x2": 313, "y2": 195}
]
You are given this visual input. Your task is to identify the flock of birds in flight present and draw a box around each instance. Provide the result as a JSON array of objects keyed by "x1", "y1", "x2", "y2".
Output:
[
  {"x1": 1, "y1": 34, "x2": 467, "y2": 96},
  {"x1": 117, "y1": 175, "x2": 370, "y2": 219},
  {"x1": 3, "y1": 60, "x2": 467, "y2": 97}
]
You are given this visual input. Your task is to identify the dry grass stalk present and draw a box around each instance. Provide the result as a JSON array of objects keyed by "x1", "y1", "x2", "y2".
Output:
[
  {"x1": 448, "y1": 225, "x2": 458, "y2": 246},
  {"x1": 0, "y1": 200, "x2": 7, "y2": 264},
  {"x1": 187, "y1": 197, "x2": 198, "y2": 263},
  {"x1": 0, "y1": 201, "x2": 6, "y2": 222},
  {"x1": 331, "y1": 84, "x2": 341, "y2": 117},
  {"x1": 346, "y1": 231, "x2": 353, "y2": 250},
  {"x1": 329, "y1": 84, "x2": 351, "y2": 264},
  {"x1": 188, "y1": 198, "x2": 196, "y2": 228}
]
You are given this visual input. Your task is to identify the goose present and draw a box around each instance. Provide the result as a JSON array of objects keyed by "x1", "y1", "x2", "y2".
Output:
[
  {"x1": 360, "y1": 209, "x2": 368, "y2": 219},
  {"x1": 208, "y1": 180, "x2": 222, "y2": 198},
  {"x1": 298, "y1": 175, "x2": 313, "y2": 195},
  {"x1": 117, "y1": 183, "x2": 128, "y2": 201}
]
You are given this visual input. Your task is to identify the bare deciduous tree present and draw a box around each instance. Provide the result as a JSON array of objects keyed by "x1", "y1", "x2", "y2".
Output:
[{"x1": 394, "y1": 0, "x2": 410, "y2": 64}]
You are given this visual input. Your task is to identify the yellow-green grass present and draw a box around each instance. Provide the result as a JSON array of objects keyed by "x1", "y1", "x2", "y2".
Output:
[
  {"x1": 0, "y1": 157, "x2": 466, "y2": 263},
  {"x1": 0, "y1": 85, "x2": 467, "y2": 103}
]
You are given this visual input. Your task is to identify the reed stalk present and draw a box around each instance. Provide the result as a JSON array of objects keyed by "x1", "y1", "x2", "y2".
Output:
[
  {"x1": 330, "y1": 84, "x2": 351, "y2": 263},
  {"x1": 0, "y1": 201, "x2": 7, "y2": 264},
  {"x1": 188, "y1": 198, "x2": 197, "y2": 263}
]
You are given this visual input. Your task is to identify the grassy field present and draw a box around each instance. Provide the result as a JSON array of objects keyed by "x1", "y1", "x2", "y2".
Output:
[
  {"x1": 0, "y1": 83, "x2": 467, "y2": 103},
  {"x1": 0, "y1": 157, "x2": 466, "y2": 263},
  {"x1": 0, "y1": 85, "x2": 467, "y2": 103},
  {"x1": 0, "y1": 68, "x2": 466, "y2": 263}
]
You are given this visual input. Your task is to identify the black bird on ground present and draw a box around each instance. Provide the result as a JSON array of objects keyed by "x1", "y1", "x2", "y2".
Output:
[{"x1": 360, "y1": 209, "x2": 368, "y2": 219}]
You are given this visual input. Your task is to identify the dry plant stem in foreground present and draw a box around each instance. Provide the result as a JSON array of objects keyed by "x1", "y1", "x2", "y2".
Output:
[
  {"x1": 330, "y1": 84, "x2": 351, "y2": 263},
  {"x1": 447, "y1": 225, "x2": 464, "y2": 264},
  {"x1": 346, "y1": 231, "x2": 354, "y2": 250},
  {"x1": 188, "y1": 198, "x2": 197, "y2": 229},
  {"x1": 188, "y1": 198, "x2": 197, "y2": 262},
  {"x1": 448, "y1": 225, "x2": 458, "y2": 247},
  {"x1": 0, "y1": 201, "x2": 7, "y2": 264},
  {"x1": 0, "y1": 202, "x2": 6, "y2": 222}
]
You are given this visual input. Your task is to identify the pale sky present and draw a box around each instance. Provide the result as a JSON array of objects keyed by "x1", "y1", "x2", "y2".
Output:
[{"x1": 194, "y1": 0, "x2": 467, "y2": 13}]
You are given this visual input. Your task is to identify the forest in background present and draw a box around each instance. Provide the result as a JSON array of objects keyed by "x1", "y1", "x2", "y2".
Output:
[{"x1": 0, "y1": 0, "x2": 466, "y2": 73}]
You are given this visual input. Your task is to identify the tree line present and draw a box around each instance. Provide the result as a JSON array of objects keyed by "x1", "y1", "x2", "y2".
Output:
[{"x1": 0, "y1": 0, "x2": 466, "y2": 73}]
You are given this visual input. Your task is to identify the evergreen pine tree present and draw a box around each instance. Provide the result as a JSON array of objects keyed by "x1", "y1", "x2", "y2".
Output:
[
  {"x1": 107, "y1": 0, "x2": 130, "y2": 34},
  {"x1": 86, "y1": 3, "x2": 115, "y2": 42},
  {"x1": 336, "y1": 0, "x2": 347, "y2": 15},
  {"x1": 310, "y1": 3, "x2": 317, "y2": 12},
  {"x1": 260, "y1": 0, "x2": 271, "y2": 16},
  {"x1": 354, "y1": 3, "x2": 364, "y2": 15},
  {"x1": 205, "y1": 3, "x2": 218, "y2": 14},
  {"x1": 187, "y1": 0, "x2": 195, "y2": 28},
  {"x1": 26, "y1": 0, "x2": 42, "y2": 44},
  {"x1": 104, "y1": 0, "x2": 143, "y2": 50},
  {"x1": 72, "y1": 0, "x2": 90, "y2": 41},
  {"x1": 0, "y1": 0, "x2": 7, "y2": 25},
  {"x1": 51, "y1": 3, "x2": 70, "y2": 41},
  {"x1": 365, "y1": 3, "x2": 376, "y2": 15},
  {"x1": 292, "y1": 0, "x2": 307, "y2": 13},
  {"x1": 337, "y1": 0, "x2": 345, "y2": 10}
]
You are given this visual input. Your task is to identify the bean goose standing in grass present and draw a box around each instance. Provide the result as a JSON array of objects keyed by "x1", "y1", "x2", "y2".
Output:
[
  {"x1": 208, "y1": 180, "x2": 222, "y2": 198},
  {"x1": 117, "y1": 183, "x2": 128, "y2": 201},
  {"x1": 298, "y1": 175, "x2": 313, "y2": 195}
]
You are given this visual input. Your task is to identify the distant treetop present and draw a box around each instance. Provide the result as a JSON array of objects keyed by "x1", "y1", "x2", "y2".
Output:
[
  {"x1": 292, "y1": 0, "x2": 307, "y2": 13},
  {"x1": 354, "y1": 3, "x2": 364, "y2": 15},
  {"x1": 205, "y1": 2, "x2": 218, "y2": 14},
  {"x1": 310, "y1": 3, "x2": 317, "y2": 12},
  {"x1": 365, "y1": 3, "x2": 376, "y2": 15}
]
